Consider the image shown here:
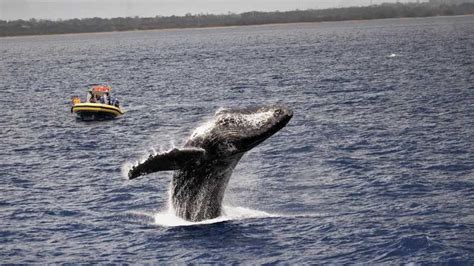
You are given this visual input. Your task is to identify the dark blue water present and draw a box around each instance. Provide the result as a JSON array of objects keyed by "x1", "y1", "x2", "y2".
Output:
[{"x1": 1, "y1": 16, "x2": 473, "y2": 264}]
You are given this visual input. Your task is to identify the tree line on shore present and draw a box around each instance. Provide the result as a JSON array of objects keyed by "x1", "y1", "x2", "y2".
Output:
[{"x1": 1, "y1": 2, "x2": 473, "y2": 37}]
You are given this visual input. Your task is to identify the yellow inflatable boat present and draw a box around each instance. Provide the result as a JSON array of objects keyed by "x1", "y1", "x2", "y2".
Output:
[{"x1": 71, "y1": 85, "x2": 124, "y2": 121}]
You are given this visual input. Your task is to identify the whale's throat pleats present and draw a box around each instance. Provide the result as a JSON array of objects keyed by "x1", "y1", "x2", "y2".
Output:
[{"x1": 171, "y1": 156, "x2": 242, "y2": 221}]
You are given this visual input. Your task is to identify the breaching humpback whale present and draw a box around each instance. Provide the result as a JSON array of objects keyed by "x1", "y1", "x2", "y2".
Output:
[{"x1": 128, "y1": 106, "x2": 293, "y2": 222}]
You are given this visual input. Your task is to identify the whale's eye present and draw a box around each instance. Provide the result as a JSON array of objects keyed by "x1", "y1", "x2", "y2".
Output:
[{"x1": 274, "y1": 109, "x2": 283, "y2": 116}]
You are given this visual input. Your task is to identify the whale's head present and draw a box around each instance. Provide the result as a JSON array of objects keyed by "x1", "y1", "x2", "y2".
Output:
[{"x1": 187, "y1": 105, "x2": 293, "y2": 156}]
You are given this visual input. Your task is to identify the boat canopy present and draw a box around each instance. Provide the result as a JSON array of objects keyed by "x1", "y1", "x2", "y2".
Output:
[{"x1": 89, "y1": 85, "x2": 111, "y2": 95}]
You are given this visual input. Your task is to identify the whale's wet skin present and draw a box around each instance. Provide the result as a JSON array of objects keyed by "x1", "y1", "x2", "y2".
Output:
[{"x1": 128, "y1": 106, "x2": 293, "y2": 221}]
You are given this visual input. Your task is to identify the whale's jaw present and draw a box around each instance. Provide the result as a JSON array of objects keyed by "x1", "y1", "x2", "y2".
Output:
[{"x1": 232, "y1": 106, "x2": 293, "y2": 152}]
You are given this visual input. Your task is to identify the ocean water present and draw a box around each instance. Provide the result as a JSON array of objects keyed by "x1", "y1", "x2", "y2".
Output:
[{"x1": 1, "y1": 16, "x2": 473, "y2": 263}]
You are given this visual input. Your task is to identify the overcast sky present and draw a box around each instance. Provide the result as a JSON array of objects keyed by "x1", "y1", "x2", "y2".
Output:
[{"x1": 0, "y1": 0, "x2": 423, "y2": 20}]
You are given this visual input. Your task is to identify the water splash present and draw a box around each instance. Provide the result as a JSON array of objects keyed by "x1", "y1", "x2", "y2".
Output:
[
  {"x1": 154, "y1": 205, "x2": 278, "y2": 227},
  {"x1": 121, "y1": 161, "x2": 135, "y2": 179}
]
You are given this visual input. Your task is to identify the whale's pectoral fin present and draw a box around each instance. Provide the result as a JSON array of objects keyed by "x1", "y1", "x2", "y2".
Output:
[{"x1": 128, "y1": 148, "x2": 205, "y2": 180}]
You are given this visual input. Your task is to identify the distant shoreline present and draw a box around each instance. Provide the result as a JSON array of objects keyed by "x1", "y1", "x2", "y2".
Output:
[
  {"x1": 1, "y1": 2, "x2": 473, "y2": 38},
  {"x1": 1, "y1": 15, "x2": 473, "y2": 40},
  {"x1": 2, "y1": 14, "x2": 471, "y2": 39}
]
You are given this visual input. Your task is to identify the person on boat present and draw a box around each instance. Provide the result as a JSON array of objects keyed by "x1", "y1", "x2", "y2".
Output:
[
  {"x1": 110, "y1": 96, "x2": 120, "y2": 107},
  {"x1": 90, "y1": 95, "x2": 97, "y2": 103},
  {"x1": 100, "y1": 92, "x2": 109, "y2": 104}
]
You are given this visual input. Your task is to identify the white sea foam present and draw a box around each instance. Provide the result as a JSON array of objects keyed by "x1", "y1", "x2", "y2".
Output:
[
  {"x1": 124, "y1": 207, "x2": 318, "y2": 227},
  {"x1": 154, "y1": 205, "x2": 278, "y2": 227}
]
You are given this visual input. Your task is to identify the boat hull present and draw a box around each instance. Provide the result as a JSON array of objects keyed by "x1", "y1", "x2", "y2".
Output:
[{"x1": 72, "y1": 103, "x2": 124, "y2": 121}]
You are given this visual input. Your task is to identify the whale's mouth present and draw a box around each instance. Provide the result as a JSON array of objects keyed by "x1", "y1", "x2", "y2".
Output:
[{"x1": 213, "y1": 105, "x2": 293, "y2": 152}]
